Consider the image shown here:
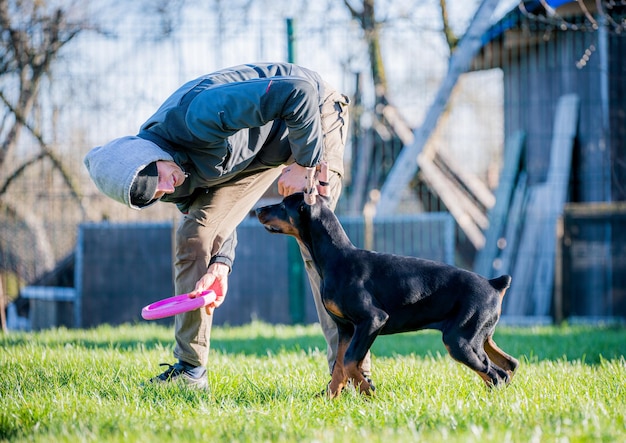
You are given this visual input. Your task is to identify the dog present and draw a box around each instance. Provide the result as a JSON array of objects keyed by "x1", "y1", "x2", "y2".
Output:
[{"x1": 255, "y1": 192, "x2": 519, "y2": 398}]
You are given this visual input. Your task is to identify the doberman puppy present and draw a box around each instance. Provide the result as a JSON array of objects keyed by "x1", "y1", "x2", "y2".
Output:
[{"x1": 255, "y1": 192, "x2": 519, "y2": 398}]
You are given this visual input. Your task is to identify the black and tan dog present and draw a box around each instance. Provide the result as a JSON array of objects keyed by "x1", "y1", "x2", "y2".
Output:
[{"x1": 255, "y1": 192, "x2": 519, "y2": 398}]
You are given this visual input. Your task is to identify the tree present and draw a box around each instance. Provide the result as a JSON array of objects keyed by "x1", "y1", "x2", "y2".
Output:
[
  {"x1": 0, "y1": 0, "x2": 93, "y2": 328},
  {"x1": 343, "y1": 0, "x2": 387, "y2": 107},
  {"x1": 341, "y1": 0, "x2": 494, "y2": 222},
  {"x1": 342, "y1": 0, "x2": 427, "y2": 212},
  {"x1": 0, "y1": 0, "x2": 84, "y2": 176}
]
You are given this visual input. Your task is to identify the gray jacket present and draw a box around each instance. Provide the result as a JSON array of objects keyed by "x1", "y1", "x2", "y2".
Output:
[
  {"x1": 137, "y1": 62, "x2": 327, "y2": 212},
  {"x1": 136, "y1": 62, "x2": 329, "y2": 269}
]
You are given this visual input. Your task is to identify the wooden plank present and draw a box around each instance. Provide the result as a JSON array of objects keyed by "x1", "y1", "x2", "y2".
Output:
[
  {"x1": 382, "y1": 104, "x2": 415, "y2": 146},
  {"x1": 491, "y1": 170, "x2": 528, "y2": 287},
  {"x1": 497, "y1": 171, "x2": 529, "y2": 277},
  {"x1": 436, "y1": 149, "x2": 496, "y2": 210},
  {"x1": 20, "y1": 286, "x2": 76, "y2": 301},
  {"x1": 564, "y1": 202, "x2": 626, "y2": 218},
  {"x1": 505, "y1": 94, "x2": 579, "y2": 317},
  {"x1": 530, "y1": 94, "x2": 580, "y2": 316},
  {"x1": 505, "y1": 184, "x2": 545, "y2": 315},
  {"x1": 418, "y1": 156, "x2": 486, "y2": 249},
  {"x1": 474, "y1": 131, "x2": 526, "y2": 277},
  {"x1": 426, "y1": 155, "x2": 490, "y2": 229},
  {"x1": 554, "y1": 216, "x2": 565, "y2": 324}
]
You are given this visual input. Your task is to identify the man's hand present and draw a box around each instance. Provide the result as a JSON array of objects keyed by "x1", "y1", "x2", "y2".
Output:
[
  {"x1": 278, "y1": 163, "x2": 315, "y2": 196},
  {"x1": 189, "y1": 262, "x2": 230, "y2": 315}
]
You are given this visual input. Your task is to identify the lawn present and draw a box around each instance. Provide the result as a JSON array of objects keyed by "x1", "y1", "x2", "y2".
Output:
[{"x1": 1, "y1": 322, "x2": 624, "y2": 442}]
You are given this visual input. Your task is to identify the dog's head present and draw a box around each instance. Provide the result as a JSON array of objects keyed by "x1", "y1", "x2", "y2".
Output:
[{"x1": 255, "y1": 193, "x2": 330, "y2": 242}]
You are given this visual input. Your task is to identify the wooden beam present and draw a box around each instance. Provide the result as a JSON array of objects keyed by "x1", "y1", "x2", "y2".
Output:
[
  {"x1": 497, "y1": 171, "x2": 529, "y2": 284},
  {"x1": 418, "y1": 156, "x2": 486, "y2": 249},
  {"x1": 530, "y1": 94, "x2": 580, "y2": 316},
  {"x1": 436, "y1": 149, "x2": 496, "y2": 210},
  {"x1": 506, "y1": 94, "x2": 580, "y2": 317}
]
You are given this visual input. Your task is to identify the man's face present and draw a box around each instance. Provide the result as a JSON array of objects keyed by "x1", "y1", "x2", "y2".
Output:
[{"x1": 154, "y1": 160, "x2": 187, "y2": 200}]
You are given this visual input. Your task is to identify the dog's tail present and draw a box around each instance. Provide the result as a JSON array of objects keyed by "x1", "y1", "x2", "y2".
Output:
[{"x1": 488, "y1": 275, "x2": 512, "y2": 294}]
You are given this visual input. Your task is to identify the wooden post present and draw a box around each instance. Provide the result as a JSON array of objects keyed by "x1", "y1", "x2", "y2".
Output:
[{"x1": 554, "y1": 216, "x2": 564, "y2": 324}]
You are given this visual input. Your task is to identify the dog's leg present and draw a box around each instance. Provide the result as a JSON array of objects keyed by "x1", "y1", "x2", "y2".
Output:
[
  {"x1": 343, "y1": 309, "x2": 389, "y2": 396},
  {"x1": 327, "y1": 324, "x2": 353, "y2": 398},
  {"x1": 443, "y1": 329, "x2": 511, "y2": 387},
  {"x1": 484, "y1": 336, "x2": 519, "y2": 378},
  {"x1": 328, "y1": 342, "x2": 348, "y2": 398}
]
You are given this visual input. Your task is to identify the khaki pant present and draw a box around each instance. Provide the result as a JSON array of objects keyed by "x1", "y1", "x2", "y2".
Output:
[{"x1": 172, "y1": 85, "x2": 372, "y2": 376}]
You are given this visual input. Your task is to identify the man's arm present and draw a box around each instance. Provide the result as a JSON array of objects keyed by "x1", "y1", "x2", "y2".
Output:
[
  {"x1": 189, "y1": 230, "x2": 236, "y2": 315},
  {"x1": 187, "y1": 77, "x2": 324, "y2": 167},
  {"x1": 209, "y1": 229, "x2": 236, "y2": 270}
]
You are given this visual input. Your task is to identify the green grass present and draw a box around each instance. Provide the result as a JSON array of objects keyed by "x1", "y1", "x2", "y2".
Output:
[{"x1": 1, "y1": 322, "x2": 625, "y2": 442}]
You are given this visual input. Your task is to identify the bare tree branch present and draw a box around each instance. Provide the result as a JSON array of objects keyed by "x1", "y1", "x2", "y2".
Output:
[
  {"x1": 0, "y1": 1, "x2": 83, "y2": 167},
  {"x1": 439, "y1": 0, "x2": 459, "y2": 52},
  {"x1": 343, "y1": 0, "x2": 388, "y2": 106},
  {"x1": 0, "y1": 90, "x2": 86, "y2": 217},
  {"x1": 0, "y1": 151, "x2": 46, "y2": 197}
]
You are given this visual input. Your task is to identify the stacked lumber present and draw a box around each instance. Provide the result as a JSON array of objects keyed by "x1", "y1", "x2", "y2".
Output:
[{"x1": 475, "y1": 94, "x2": 580, "y2": 318}]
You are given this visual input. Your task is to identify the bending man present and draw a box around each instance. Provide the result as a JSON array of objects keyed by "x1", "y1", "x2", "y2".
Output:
[{"x1": 84, "y1": 62, "x2": 372, "y2": 391}]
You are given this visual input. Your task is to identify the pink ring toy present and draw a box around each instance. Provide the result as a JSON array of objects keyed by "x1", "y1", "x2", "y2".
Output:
[{"x1": 141, "y1": 290, "x2": 217, "y2": 320}]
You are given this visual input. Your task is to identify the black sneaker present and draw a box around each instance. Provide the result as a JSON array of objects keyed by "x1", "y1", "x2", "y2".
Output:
[{"x1": 149, "y1": 362, "x2": 208, "y2": 389}]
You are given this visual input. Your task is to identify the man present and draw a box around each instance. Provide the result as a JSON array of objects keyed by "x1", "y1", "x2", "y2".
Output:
[{"x1": 84, "y1": 62, "x2": 372, "y2": 391}]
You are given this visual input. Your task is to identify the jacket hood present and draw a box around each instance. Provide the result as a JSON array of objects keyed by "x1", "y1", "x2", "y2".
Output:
[{"x1": 84, "y1": 136, "x2": 174, "y2": 210}]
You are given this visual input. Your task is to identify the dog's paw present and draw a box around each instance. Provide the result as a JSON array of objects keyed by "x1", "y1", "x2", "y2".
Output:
[
  {"x1": 351, "y1": 376, "x2": 376, "y2": 397},
  {"x1": 315, "y1": 381, "x2": 339, "y2": 399},
  {"x1": 326, "y1": 380, "x2": 347, "y2": 399}
]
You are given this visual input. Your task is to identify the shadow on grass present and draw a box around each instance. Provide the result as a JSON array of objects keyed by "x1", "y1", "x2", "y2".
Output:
[
  {"x1": 211, "y1": 325, "x2": 626, "y2": 364},
  {"x1": 3, "y1": 323, "x2": 624, "y2": 365}
]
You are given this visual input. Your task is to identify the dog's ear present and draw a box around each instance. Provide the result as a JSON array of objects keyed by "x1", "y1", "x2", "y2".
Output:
[
  {"x1": 303, "y1": 166, "x2": 318, "y2": 205},
  {"x1": 303, "y1": 162, "x2": 330, "y2": 205},
  {"x1": 313, "y1": 193, "x2": 330, "y2": 207},
  {"x1": 316, "y1": 162, "x2": 329, "y2": 197}
]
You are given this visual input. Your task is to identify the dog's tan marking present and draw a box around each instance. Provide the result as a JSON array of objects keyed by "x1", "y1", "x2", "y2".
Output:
[
  {"x1": 497, "y1": 287, "x2": 508, "y2": 317},
  {"x1": 328, "y1": 339, "x2": 349, "y2": 398},
  {"x1": 324, "y1": 300, "x2": 345, "y2": 319},
  {"x1": 484, "y1": 336, "x2": 518, "y2": 375},
  {"x1": 476, "y1": 371, "x2": 494, "y2": 385},
  {"x1": 345, "y1": 362, "x2": 373, "y2": 396},
  {"x1": 263, "y1": 217, "x2": 301, "y2": 240}
]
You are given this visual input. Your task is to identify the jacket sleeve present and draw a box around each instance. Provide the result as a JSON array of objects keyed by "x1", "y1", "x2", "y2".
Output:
[
  {"x1": 186, "y1": 77, "x2": 324, "y2": 167},
  {"x1": 209, "y1": 229, "x2": 236, "y2": 271}
]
